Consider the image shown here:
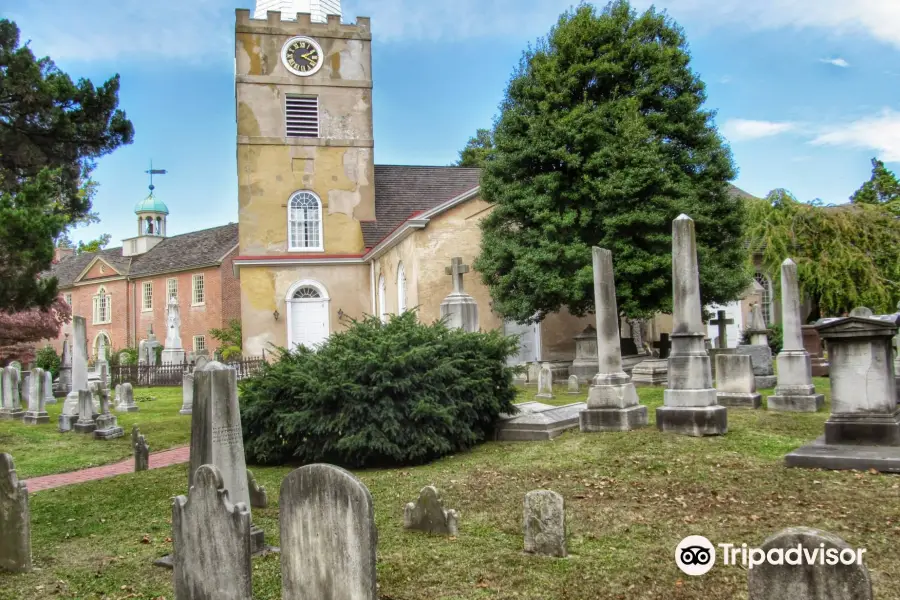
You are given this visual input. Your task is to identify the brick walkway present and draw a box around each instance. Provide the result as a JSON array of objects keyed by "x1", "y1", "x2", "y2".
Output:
[{"x1": 24, "y1": 446, "x2": 191, "y2": 493}]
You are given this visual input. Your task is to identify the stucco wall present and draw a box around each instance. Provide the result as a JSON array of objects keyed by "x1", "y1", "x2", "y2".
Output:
[{"x1": 371, "y1": 234, "x2": 419, "y2": 319}]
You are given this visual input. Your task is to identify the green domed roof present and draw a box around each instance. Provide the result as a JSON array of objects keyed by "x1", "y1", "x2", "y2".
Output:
[{"x1": 134, "y1": 189, "x2": 169, "y2": 215}]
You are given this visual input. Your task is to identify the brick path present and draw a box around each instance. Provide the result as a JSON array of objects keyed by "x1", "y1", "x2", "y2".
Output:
[{"x1": 24, "y1": 446, "x2": 190, "y2": 493}]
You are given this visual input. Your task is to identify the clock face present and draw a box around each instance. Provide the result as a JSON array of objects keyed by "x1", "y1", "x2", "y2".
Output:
[{"x1": 282, "y1": 37, "x2": 323, "y2": 77}]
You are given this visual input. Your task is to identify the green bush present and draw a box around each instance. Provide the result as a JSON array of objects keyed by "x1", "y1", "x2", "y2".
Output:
[
  {"x1": 739, "y1": 323, "x2": 783, "y2": 355},
  {"x1": 239, "y1": 311, "x2": 521, "y2": 469},
  {"x1": 34, "y1": 345, "x2": 61, "y2": 377},
  {"x1": 109, "y1": 347, "x2": 138, "y2": 366}
]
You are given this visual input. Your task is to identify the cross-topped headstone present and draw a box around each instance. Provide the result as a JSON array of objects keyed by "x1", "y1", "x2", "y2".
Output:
[
  {"x1": 445, "y1": 257, "x2": 469, "y2": 295},
  {"x1": 710, "y1": 310, "x2": 734, "y2": 349},
  {"x1": 652, "y1": 334, "x2": 672, "y2": 359}
]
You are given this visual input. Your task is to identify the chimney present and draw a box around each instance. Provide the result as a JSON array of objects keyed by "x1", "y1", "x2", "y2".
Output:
[{"x1": 54, "y1": 247, "x2": 75, "y2": 263}]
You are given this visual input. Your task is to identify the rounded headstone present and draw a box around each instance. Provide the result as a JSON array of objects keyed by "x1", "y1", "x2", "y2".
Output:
[{"x1": 849, "y1": 307, "x2": 874, "y2": 318}]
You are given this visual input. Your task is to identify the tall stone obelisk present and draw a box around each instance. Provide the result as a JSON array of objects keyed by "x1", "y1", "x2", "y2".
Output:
[
  {"x1": 657, "y1": 215, "x2": 727, "y2": 436},
  {"x1": 768, "y1": 259, "x2": 824, "y2": 412},
  {"x1": 579, "y1": 247, "x2": 647, "y2": 432}
]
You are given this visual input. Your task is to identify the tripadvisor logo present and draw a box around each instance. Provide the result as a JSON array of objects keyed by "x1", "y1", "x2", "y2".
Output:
[{"x1": 675, "y1": 535, "x2": 867, "y2": 576}]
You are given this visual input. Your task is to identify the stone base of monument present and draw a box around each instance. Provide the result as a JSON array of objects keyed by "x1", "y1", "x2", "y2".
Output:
[
  {"x1": 495, "y1": 402, "x2": 586, "y2": 441},
  {"x1": 154, "y1": 526, "x2": 278, "y2": 568},
  {"x1": 178, "y1": 407, "x2": 192, "y2": 415},
  {"x1": 160, "y1": 349, "x2": 186, "y2": 365},
  {"x1": 73, "y1": 421, "x2": 96, "y2": 434},
  {"x1": 824, "y1": 410, "x2": 900, "y2": 445},
  {"x1": 579, "y1": 405, "x2": 648, "y2": 432},
  {"x1": 0, "y1": 409, "x2": 24, "y2": 421},
  {"x1": 94, "y1": 425, "x2": 124, "y2": 440},
  {"x1": 631, "y1": 359, "x2": 668, "y2": 386},
  {"x1": 621, "y1": 353, "x2": 648, "y2": 376},
  {"x1": 22, "y1": 411, "x2": 49, "y2": 425},
  {"x1": 58, "y1": 414, "x2": 77, "y2": 432},
  {"x1": 767, "y1": 387, "x2": 825, "y2": 412},
  {"x1": 716, "y1": 392, "x2": 762, "y2": 409},
  {"x1": 116, "y1": 404, "x2": 139, "y2": 413},
  {"x1": 656, "y1": 404, "x2": 727, "y2": 437},
  {"x1": 785, "y1": 437, "x2": 900, "y2": 473}
]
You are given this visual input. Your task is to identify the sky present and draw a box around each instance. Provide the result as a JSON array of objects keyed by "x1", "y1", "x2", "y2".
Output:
[{"x1": 8, "y1": 0, "x2": 900, "y2": 247}]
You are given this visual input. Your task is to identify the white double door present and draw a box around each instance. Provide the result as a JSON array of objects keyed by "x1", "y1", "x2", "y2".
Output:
[{"x1": 288, "y1": 298, "x2": 329, "y2": 349}]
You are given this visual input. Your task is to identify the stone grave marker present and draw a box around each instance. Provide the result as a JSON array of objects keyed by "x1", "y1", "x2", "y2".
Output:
[
  {"x1": 116, "y1": 382, "x2": 138, "y2": 412},
  {"x1": 710, "y1": 309, "x2": 734, "y2": 349},
  {"x1": 135, "y1": 435, "x2": 149, "y2": 472},
  {"x1": 535, "y1": 364, "x2": 555, "y2": 399},
  {"x1": 1, "y1": 367, "x2": 24, "y2": 420},
  {"x1": 73, "y1": 390, "x2": 96, "y2": 434},
  {"x1": 495, "y1": 401, "x2": 587, "y2": 441},
  {"x1": 180, "y1": 372, "x2": 193, "y2": 415},
  {"x1": 0, "y1": 454, "x2": 31, "y2": 573},
  {"x1": 439, "y1": 257, "x2": 479, "y2": 332},
  {"x1": 523, "y1": 490, "x2": 566, "y2": 558},
  {"x1": 247, "y1": 469, "x2": 267, "y2": 509},
  {"x1": 747, "y1": 527, "x2": 871, "y2": 600},
  {"x1": 715, "y1": 354, "x2": 762, "y2": 409},
  {"x1": 42, "y1": 370, "x2": 55, "y2": 405},
  {"x1": 566, "y1": 375, "x2": 580, "y2": 395},
  {"x1": 280, "y1": 464, "x2": 377, "y2": 600},
  {"x1": 62, "y1": 316, "x2": 88, "y2": 420},
  {"x1": 569, "y1": 325, "x2": 599, "y2": 382},
  {"x1": 172, "y1": 464, "x2": 252, "y2": 600},
  {"x1": 194, "y1": 355, "x2": 209, "y2": 371},
  {"x1": 403, "y1": 486, "x2": 459, "y2": 536},
  {"x1": 94, "y1": 389, "x2": 124, "y2": 440},
  {"x1": 23, "y1": 368, "x2": 49, "y2": 425},
  {"x1": 802, "y1": 325, "x2": 830, "y2": 377},
  {"x1": 735, "y1": 305, "x2": 776, "y2": 389}
]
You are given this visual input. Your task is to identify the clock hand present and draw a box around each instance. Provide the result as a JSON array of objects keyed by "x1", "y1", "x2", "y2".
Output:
[{"x1": 301, "y1": 52, "x2": 317, "y2": 61}]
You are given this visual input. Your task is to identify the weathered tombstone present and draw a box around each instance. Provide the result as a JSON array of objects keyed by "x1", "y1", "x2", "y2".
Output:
[
  {"x1": 535, "y1": 363, "x2": 555, "y2": 399},
  {"x1": 42, "y1": 370, "x2": 55, "y2": 405},
  {"x1": 569, "y1": 325, "x2": 599, "y2": 382},
  {"x1": 247, "y1": 469, "x2": 267, "y2": 509},
  {"x1": 161, "y1": 296, "x2": 186, "y2": 365},
  {"x1": 8, "y1": 361, "x2": 21, "y2": 374},
  {"x1": 118, "y1": 351, "x2": 130, "y2": 366},
  {"x1": 768, "y1": 259, "x2": 825, "y2": 412},
  {"x1": 747, "y1": 527, "x2": 871, "y2": 600},
  {"x1": 439, "y1": 257, "x2": 479, "y2": 332},
  {"x1": 0, "y1": 367, "x2": 24, "y2": 420},
  {"x1": 23, "y1": 368, "x2": 49, "y2": 425},
  {"x1": 172, "y1": 464, "x2": 252, "y2": 600},
  {"x1": 194, "y1": 355, "x2": 209, "y2": 371},
  {"x1": 786, "y1": 309, "x2": 900, "y2": 472},
  {"x1": 802, "y1": 325, "x2": 830, "y2": 377},
  {"x1": 180, "y1": 372, "x2": 193, "y2": 415},
  {"x1": 116, "y1": 382, "x2": 138, "y2": 412},
  {"x1": 135, "y1": 435, "x2": 149, "y2": 472},
  {"x1": 710, "y1": 309, "x2": 734, "y2": 349},
  {"x1": 280, "y1": 464, "x2": 377, "y2": 600},
  {"x1": 495, "y1": 401, "x2": 587, "y2": 441},
  {"x1": 658, "y1": 215, "x2": 727, "y2": 436},
  {"x1": 140, "y1": 325, "x2": 161, "y2": 367},
  {"x1": 735, "y1": 303, "x2": 777, "y2": 389},
  {"x1": 579, "y1": 247, "x2": 647, "y2": 431},
  {"x1": 715, "y1": 354, "x2": 762, "y2": 409},
  {"x1": 523, "y1": 490, "x2": 566, "y2": 558},
  {"x1": 131, "y1": 424, "x2": 140, "y2": 449},
  {"x1": 0, "y1": 454, "x2": 31, "y2": 573},
  {"x1": 566, "y1": 375, "x2": 580, "y2": 395},
  {"x1": 57, "y1": 335, "x2": 72, "y2": 393},
  {"x1": 403, "y1": 485, "x2": 459, "y2": 536},
  {"x1": 62, "y1": 316, "x2": 88, "y2": 419},
  {"x1": 633, "y1": 333, "x2": 670, "y2": 386},
  {"x1": 94, "y1": 389, "x2": 124, "y2": 440},
  {"x1": 73, "y1": 390, "x2": 96, "y2": 434}
]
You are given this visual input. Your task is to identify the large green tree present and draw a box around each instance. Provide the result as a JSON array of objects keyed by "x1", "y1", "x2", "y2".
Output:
[
  {"x1": 474, "y1": 1, "x2": 748, "y2": 322},
  {"x1": 0, "y1": 19, "x2": 133, "y2": 312},
  {"x1": 746, "y1": 189, "x2": 900, "y2": 317},
  {"x1": 850, "y1": 158, "x2": 900, "y2": 215},
  {"x1": 456, "y1": 128, "x2": 494, "y2": 168}
]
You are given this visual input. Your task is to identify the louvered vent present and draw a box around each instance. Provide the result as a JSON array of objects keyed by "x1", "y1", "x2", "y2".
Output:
[{"x1": 285, "y1": 95, "x2": 319, "y2": 138}]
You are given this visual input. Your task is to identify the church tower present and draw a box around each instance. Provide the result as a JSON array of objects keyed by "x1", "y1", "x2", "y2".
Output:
[
  {"x1": 253, "y1": 0, "x2": 341, "y2": 22},
  {"x1": 123, "y1": 183, "x2": 169, "y2": 257}
]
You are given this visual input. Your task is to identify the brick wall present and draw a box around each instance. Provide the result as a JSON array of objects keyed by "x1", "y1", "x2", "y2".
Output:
[{"x1": 50, "y1": 277, "x2": 130, "y2": 358}]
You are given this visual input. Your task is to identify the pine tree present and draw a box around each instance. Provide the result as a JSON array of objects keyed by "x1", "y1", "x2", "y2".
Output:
[
  {"x1": 456, "y1": 128, "x2": 494, "y2": 167},
  {"x1": 851, "y1": 158, "x2": 900, "y2": 215},
  {"x1": 474, "y1": 1, "x2": 748, "y2": 322}
]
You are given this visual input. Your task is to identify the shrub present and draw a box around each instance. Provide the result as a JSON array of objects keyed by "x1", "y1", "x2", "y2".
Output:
[
  {"x1": 239, "y1": 311, "x2": 521, "y2": 469},
  {"x1": 109, "y1": 347, "x2": 138, "y2": 366},
  {"x1": 34, "y1": 345, "x2": 61, "y2": 377},
  {"x1": 739, "y1": 323, "x2": 783, "y2": 355}
]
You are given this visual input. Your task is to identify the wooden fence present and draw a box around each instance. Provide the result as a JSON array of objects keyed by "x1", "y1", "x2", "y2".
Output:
[{"x1": 110, "y1": 356, "x2": 265, "y2": 387}]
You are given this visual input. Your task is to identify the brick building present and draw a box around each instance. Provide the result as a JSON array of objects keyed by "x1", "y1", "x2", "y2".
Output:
[{"x1": 48, "y1": 190, "x2": 240, "y2": 360}]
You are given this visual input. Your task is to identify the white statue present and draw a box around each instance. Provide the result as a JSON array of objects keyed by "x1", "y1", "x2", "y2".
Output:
[{"x1": 165, "y1": 295, "x2": 182, "y2": 350}]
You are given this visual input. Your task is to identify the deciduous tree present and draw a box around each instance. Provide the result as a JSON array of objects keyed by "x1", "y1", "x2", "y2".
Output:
[
  {"x1": 0, "y1": 296, "x2": 71, "y2": 364},
  {"x1": 851, "y1": 158, "x2": 900, "y2": 215}
]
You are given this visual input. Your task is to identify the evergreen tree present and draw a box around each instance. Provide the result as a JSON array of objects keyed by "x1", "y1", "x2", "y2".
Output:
[
  {"x1": 0, "y1": 19, "x2": 133, "y2": 312},
  {"x1": 474, "y1": 1, "x2": 748, "y2": 322},
  {"x1": 851, "y1": 158, "x2": 900, "y2": 215},
  {"x1": 456, "y1": 128, "x2": 494, "y2": 167}
]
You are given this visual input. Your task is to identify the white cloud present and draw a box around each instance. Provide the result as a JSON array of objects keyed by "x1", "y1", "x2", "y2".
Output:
[
  {"x1": 811, "y1": 110, "x2": 900, "y2": 163},
  {"x1": 820, "y1": 57, "x2": 850, "y2": 68},
  {"x1": 721, "y1": 119, "x2": 796, "y2": 141}
]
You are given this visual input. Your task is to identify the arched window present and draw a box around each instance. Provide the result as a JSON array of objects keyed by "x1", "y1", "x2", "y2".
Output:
[
  {"x1": 397, "y1": 262, "x2": 407, "y2": 314},
  {"x1": 92, "y1": 286, "x2": 111, "y2": 324},
  {"x1": 288, "y1": 191, "x2": 323, "y2": 251},
  {"x1": 156, "y1": 217, "x2": 162, "y2": 236},
  {"x1": 94, "y1": 332, "x2": 111, "y2": 360},
  {"x1": 293, "y1": 285, "x2": 321, "y2": 299},
  {"x1": 754, "y1": 271, "x2": 773, "y2": 325},
  {"x1": 378, "y1": 274, "x2": 387, "y2": 322}
]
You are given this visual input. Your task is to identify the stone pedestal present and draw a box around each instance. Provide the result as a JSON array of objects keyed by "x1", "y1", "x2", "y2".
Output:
[
  {"x1": 707, "y1": 347, "x2": 735, "y2": 380},
  {"x1": 569, "y1": 326, "x2": 599, "y2": 382},
  {"x1": 768, "y1": 351, "x2": 824, "y2": 412},
  {"x1": 161, "y1": 348, "x2": 186, "y2": 365},
  {"x1": 631, "y1": 359, "x2": 668, "y2": 386},
  {"x1": 802, "y1": 325, "x2": 830, "y2": 377},
  {"x1": 714, "y1": 354, "x2": 761, "y2": 409}
]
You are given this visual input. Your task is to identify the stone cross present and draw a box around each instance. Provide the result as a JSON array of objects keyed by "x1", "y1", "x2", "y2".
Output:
[
  {"x1": 280, "y1": 464, "x2": 377, "y2": 600},
  {"x1": 172, "y1": 464, "x2": 252, "y2": 600},
  {"x1": 652, "y1": 334, "x2": 672, "y2": 359},
  {"x1": 0, "y1": 453, "x2": 31, "y2": 573},
  {"x1": 710, "y1": 310, "x2": 734, "y2": 349},
  {"x1": 403, "y1": 485, "x2": 459, "y2": 536},
  {"x1": 445, "y1": 257, "x2": 469, "y2": 295},
  {"x1": 523, "y1": 489, "x2": 566, "y2": 558}
]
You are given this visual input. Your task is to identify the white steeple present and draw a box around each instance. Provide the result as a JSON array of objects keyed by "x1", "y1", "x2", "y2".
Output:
[{"x1": 253, "y1": 0, "x2": 341, "y2": 22}]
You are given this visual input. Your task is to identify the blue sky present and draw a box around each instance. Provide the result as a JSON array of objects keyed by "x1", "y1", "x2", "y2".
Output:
[{"x1": 8, "y1": 0, "x2": 900, "y2": 246}]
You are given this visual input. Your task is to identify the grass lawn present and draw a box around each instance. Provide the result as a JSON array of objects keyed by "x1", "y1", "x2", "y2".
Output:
[
  {"x1": 2, "y1": 378, "x2": 900, "y2": 599},
  {"x1": 0, "y1": 387, "x2": 190, "y2": 479}
]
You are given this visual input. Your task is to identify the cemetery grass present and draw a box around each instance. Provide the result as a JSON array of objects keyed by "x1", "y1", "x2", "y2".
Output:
[
  {"x1": 4, "y1": 377, "x2": 900, "y2": 599},
  {"x1": 0, "y1": 388, "x2": 190, "y2": 479}
]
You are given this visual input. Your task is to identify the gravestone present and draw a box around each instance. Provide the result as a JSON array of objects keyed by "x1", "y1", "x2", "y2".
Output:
[
  {"x1": 710, "y1": 310, "x2": 734, "y2": 349},
  {"x1": 23, "y1": 368, "x2": 49, "y2": 425},
  {"x1": 116, "y1": 382, "x2": 138, "y2": 412},
  {"x1": 786, "y1": 309, "x2": 900, "y2": 472},
  {"x1": 131, "y1": 424, "x2": 140, "y2": 449},
  {"x1": 579, "y1": 247, "x2": 647, "y2": 432},
  {"x1": 118, "y1": 351, "x2": 130, "y2": 365},
  {"x1": 768, "y1": 260, "x2": 825, "y2": 413},
  {"x1": 57, "y1": 335, "x2": 72, "y2": 393},
  {"x1": 194, "y1": 355, "x2": 209, "y2": 371},
  {"x1": 73, "y1": 390, "x2": 96, "y2": 434},
  {"x1": 569, "y1": 325, "x2": 599, "y2": 382},
  {"x1": 135, "y1": 434, "x2": 149, "y2": 472},
  {"x1": 802, "y1": 325, "x2": 830, "y2": 377},
  {"x1": 658, "y1": 215, "x2": 727, "y2": 436},
  {"x1": 633, "y1": 334, "x2": 670, "y2": 386},
  {"x1": 403, "y1": 486, "x2": 459, "y2": 536},
  {"x1": 736, "y1": 303, "x2": 776, "y2": 389},
  {"x1": 172, "y1": 464, "x2": 252, "y2": 600},
  {"x1": 566, "y1": 375, "x2": 580, "y2": 395},
  {"x1": 280, "y1": 464, "x2": 377, "y2": 600},
  {"x1": 247, "y1": 469, "x2": 267, "y2": 509},
  {"x1": 8, "y1": 361, "x2": 21, "y2": 374},
  {"x1": 715, "y1": 354, "x2": 762, "y2": 409},
  {"x1": 94, "y1": 388, "x2": 124, "y2": 440},
  {"x1": 523, "y1": 490, "x2": 566, "y2": 558},
  {"x1": 535, "y1": 364, "x2": 555, "y2": 399},
  {"x1": 439, "y1": 257, "x2": 479, "y2": 332},
  {"x1": 495, "y1": 401, "x2": 587, "y2": 441},
  {"x1": 42, "y1": 370, "x2": 55, "y2": 405},
  {"x1": 161, "y1": 296, "x2": 186, "y2": 365},
  {"x1": 113, "y1": 383, "x2": 121, "y2": 404},
  {"x1": 180, "y1": 372, "x2": 193, "y2": 415},
  {"x1": 62, "y1": 316, "x2": 88, "y2": 419},
  {"x1": 0, "y1": 367, "x2": 24, "y2": 420},
  {"x1": 0, "y1": 454, "x2": 31, "y2": 573},
  {"x1": 139, "y1": 325, "x2": 161, "y2": 366},
  {"x1": 747, "y1": 527, "x2": 871, "y2": 600}
]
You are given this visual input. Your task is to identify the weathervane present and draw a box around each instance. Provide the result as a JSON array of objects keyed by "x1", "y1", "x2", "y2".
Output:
[{"x1": 145, "y1": 160, "x2": 167, "y2": 193}]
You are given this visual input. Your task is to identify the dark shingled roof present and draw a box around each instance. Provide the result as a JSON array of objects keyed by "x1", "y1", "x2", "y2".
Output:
[
  {"x1": 361, "y1": 165, "x2": 482, "y2": 247},
  {"x1": 48, "y1": 223, "x2": 238, "y2": 287}
]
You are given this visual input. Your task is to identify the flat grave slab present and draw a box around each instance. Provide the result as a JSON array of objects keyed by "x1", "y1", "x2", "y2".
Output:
[
  {"x1": 495, "y1": 402, "x2": 586, "y2": 441},
  {"x1": 785, "y1": 437, "x2": 900, "y2": 473}
]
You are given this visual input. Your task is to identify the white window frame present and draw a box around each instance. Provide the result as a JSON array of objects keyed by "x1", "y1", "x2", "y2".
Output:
[
  {"x1": 287, "y1": 190, "x2": 324, "y2": 252},
  {"x1": 92, "y1": 286, "x2": 112, "y2": 325},
  {"x1": 285, "y1": 279, "x2": 331, "y2": 349},
  {"x1": 397, "y1": 262, "x2": 407, "y2": 314},
  {"x1": 167, "y1": 277, "x2": 178, "y2": 302},
  {"x1": 94, "y1": 332, "x2": 111, "y2": 360},
  {"x1": 378, "y1": 274, "x2": 387, "y2": 322},
  {"x1": 65, "y1": 293, "x2": 73, "y2": 306},
  {"x1": 193, "y1": 335, "x2": 206, "y2": 352},
  {"x1": 192, "y1": 274, "x2": 206, "y2": 306},
  {"x1": 754, "y1": 271, "x2": 774, "y2": 325},
  {"x1": 142, "y1": 281, "x2": 153, "y2": 312}
]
